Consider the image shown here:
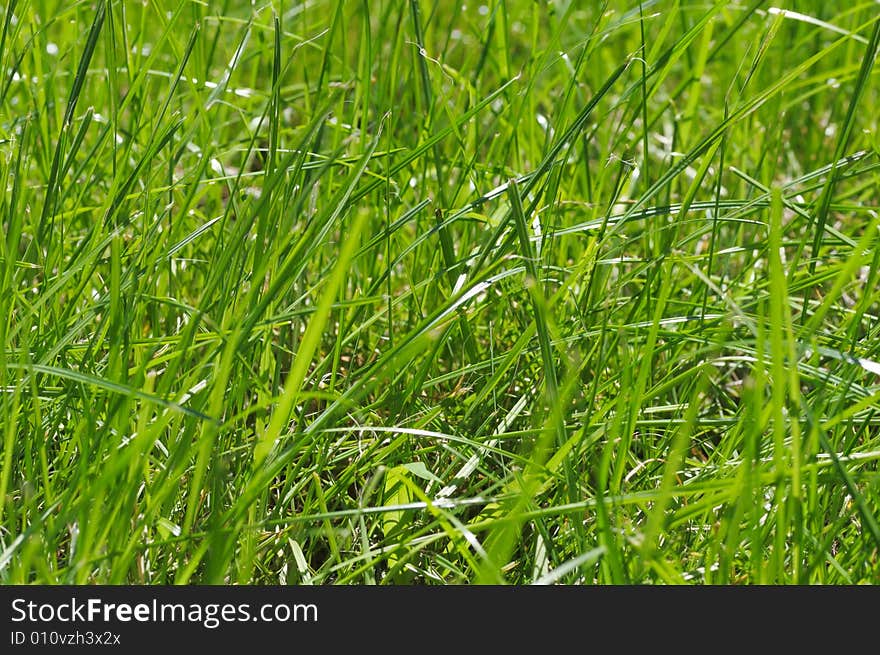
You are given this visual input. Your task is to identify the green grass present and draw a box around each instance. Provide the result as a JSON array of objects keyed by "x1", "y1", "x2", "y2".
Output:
[{"x1": 1, "y1": 0, "x2": 879, "y2": 584}]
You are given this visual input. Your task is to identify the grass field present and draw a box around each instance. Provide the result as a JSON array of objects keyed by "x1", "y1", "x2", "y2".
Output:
[{"x1": 1, "y1": 0, "x2": 878, "y2": 584}]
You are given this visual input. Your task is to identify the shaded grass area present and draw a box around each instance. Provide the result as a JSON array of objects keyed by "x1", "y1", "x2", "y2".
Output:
[{"x1": 1, "y1": 0, "x2": 878, "y2": 583}]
